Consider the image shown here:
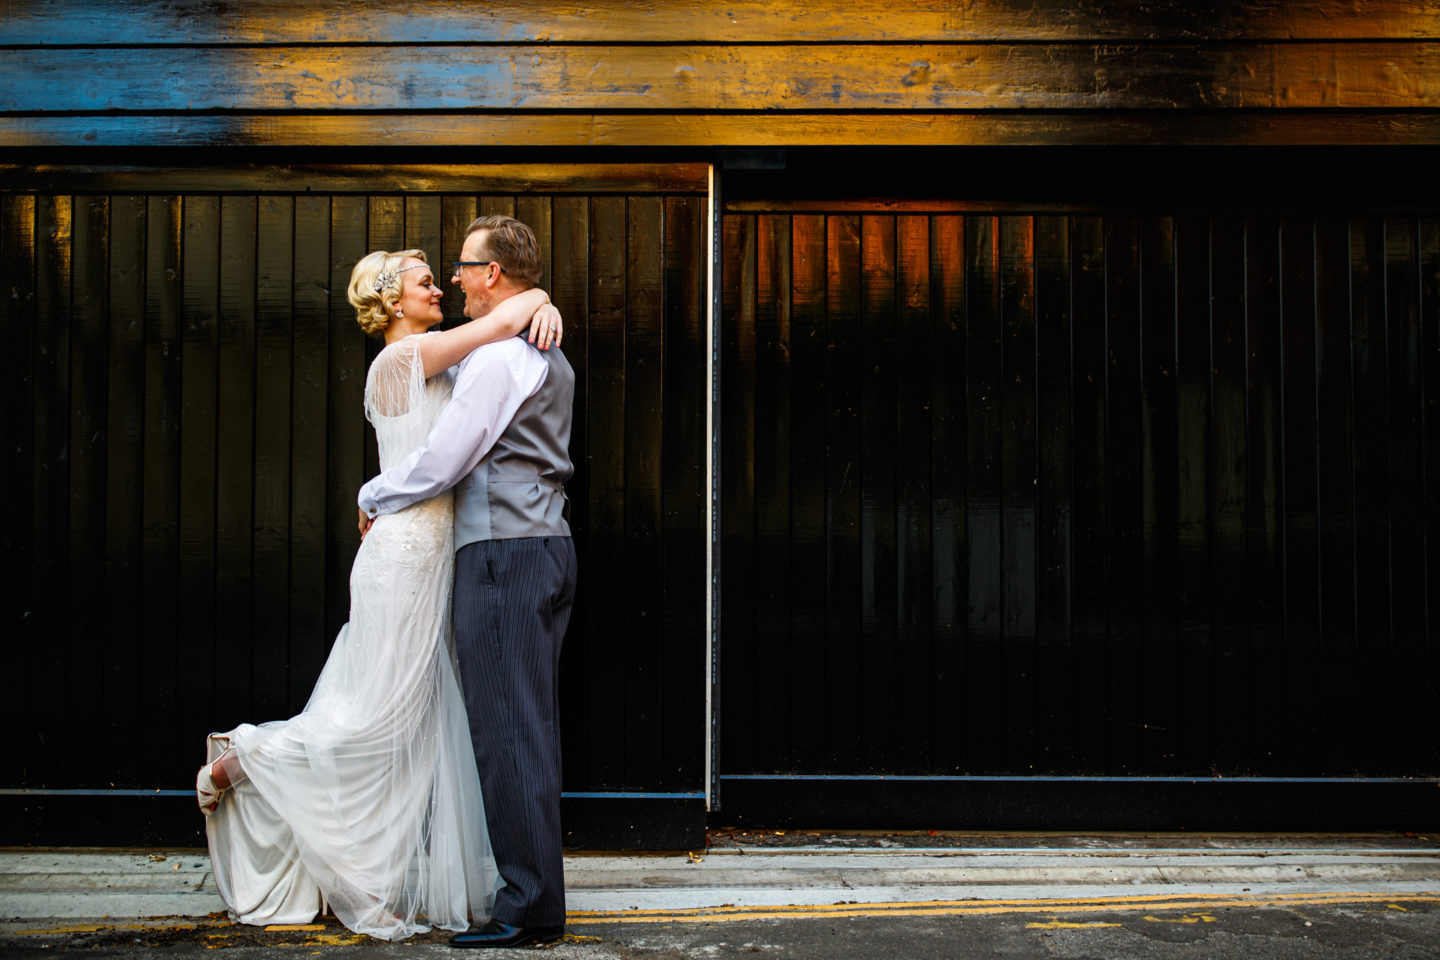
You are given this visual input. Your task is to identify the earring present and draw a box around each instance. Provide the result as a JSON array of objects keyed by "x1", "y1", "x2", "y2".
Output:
[{"x1": 395, "y1": 306, "x2": 405, "y2": 318}]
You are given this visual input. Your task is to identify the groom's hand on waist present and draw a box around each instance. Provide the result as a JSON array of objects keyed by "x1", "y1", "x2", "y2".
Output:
[{"x1": 358, "y1": 508, "x2": 374, "y2": 540}]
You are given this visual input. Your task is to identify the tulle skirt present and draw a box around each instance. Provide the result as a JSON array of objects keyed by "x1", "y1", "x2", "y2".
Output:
[{"x1": 205, "y1": 495, "x2": 498, "y2": 941}]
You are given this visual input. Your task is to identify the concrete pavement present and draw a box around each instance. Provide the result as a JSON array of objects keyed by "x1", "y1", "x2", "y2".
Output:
[{"x1": 3, "y1": 834, "x2": 1439, "y2": 957}]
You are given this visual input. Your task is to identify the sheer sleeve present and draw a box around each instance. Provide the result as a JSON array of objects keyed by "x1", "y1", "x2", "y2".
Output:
[{"x1": 364, "y1": 336, "x2": 428, "y2": 422}]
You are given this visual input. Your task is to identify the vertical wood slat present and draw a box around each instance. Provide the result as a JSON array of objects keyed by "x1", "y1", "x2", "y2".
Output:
[
  {"x1": 927, "y1": 214, "x2": 966, "y2": 775},
  {"x1": 214, "y1": 195, "x2": 257, "y2": 729},
  {"x1": 253, "y1": 196, "x2": 293, "y2": 722},
  {"x1": 179, "y1": 195, "x2": 219, "y2": 737},
  {"x1": 787, "y1": 214, "x2": 828, "y2": 772},
  {"x1": 1312, "y1": 217, "x2": 1355, "y2": 773},
  {"x1": 584, "y1": 196, "x2": 628, "y2": 787},
  {"x1": 31, "y1": 195, "x2": 71, "y2": 779},
  {"x1": 550, "y1": 194, "x2": 589, "y2": 792},
  {"x1": 1383, "y1": 216, "x2": 1427, "y2": 777},
  {"x1": 140, "y1": 195, "x2": 182, "y2": 779},
  {"x1": 1000, "y1": 215, "x2": 1037, "y2": 774},
  {"x1": 1138, "y1": 217, "x2": 1179, "y2": 775},
  {"x1": 1173, "y1": 215, "x2": 1214, "y2": 774},
  {"x1": 1209, "y1": 216, "x2": 1250, "y2": 773},
  {"x1": 751, "y1": 212, "x2": 790, "y2": 772},
  {"x1": 1278, "y1": 217, "x2": 1321, "y2": 775},
  {"x1": 325, "y1": 196, "x2": 367, "y2": 652},
  {"x1": 69, "y1": 196, "x2": 108, "y2": 766},
  {"x1": 1349, "y1": 218, "x2": 1390, "y2": 775},
  {"x1": 622, "y1": 196, "x2": 664, "y2": 787},
  {"x1": 1033, "y1": 213, "x2": 1072, "y2": 774},
  {"x1": 719, "y1": 211, "x2": 755, "y2": 773},
  {"x1": 288, "y1": 196, "x2": 329, "y2": 713},
  {"x1": 1102, "y1": 217, "x2": 1141, "y2": 773},
  {"x1": 1067, "y1": 214, "x2": 1107, "y2": 773},
  {"x1": 105, "y1": 195, "x2": 146, "y2": 777},
  {"x1": 659, "y1": 195, "x2": 705, "y2": 788},
  {"x1": 824, "y1": 214, "x2": 862, "y2": 770},
  {"x1": 1421, "y1": 217, "x2": 1440, "y2": 778},
  {"x1": 858, "y1": 214, "x2": 897, "y2": 773},
  {"x1": 1244, "y1": 217, "x2": 1285, "y2": 774},
  {"x1": 441, "y1": 195, "x2": 478, "y2": 325},
  {"x1": 893, "y1": 214, "x2": 932, "y2": 774},
  {"x1": 1, "y1": 196, "x2": 37, "y2": 777}
]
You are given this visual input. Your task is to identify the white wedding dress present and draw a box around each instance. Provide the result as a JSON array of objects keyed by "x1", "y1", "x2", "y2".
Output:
[{"x1": 205, "y1": 335, "x2": 498, "y2": 941}]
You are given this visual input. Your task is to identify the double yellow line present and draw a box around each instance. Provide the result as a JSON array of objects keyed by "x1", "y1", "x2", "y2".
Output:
[{"x1": 567, "y1": 890, "x2": 1440, "y2": 925}]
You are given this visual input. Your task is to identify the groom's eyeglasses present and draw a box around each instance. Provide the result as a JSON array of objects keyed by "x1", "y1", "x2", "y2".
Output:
[{"x1": 452, "y1": 260, "x2": 505, "y2": 279}]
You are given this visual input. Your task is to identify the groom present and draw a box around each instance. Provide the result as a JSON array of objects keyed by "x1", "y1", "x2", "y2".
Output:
[{"x1": 357, "y1": 215, "x2": 576, "y2": 948}]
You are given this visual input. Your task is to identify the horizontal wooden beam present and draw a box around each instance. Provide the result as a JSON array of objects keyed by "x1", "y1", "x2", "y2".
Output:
[
  {"x1": 6, "y1": 43, "x2": 1439, "y2": 113},
  {"x1": 0, "y1": 163, "x2": 712, "y2": 194},
  {"x1": 2, "y1": 113, "x2": 1437, "y2": 150},
  {"x1": 4, "y1": 0, "x2": 1437, "y2": 44}
]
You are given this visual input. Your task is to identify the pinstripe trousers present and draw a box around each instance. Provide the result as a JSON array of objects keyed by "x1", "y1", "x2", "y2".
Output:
[{"x1": 453, "y1": 536, "x2": 577, "y2": 929}]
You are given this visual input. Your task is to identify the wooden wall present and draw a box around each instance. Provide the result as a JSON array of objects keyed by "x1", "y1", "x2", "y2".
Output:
[
  {"x1": 1, "y1": 1, "x2": 1438, "y2": 148},
  {"x1": 0, "y1": 167, "x2": 709, "y2": 819},
  {"x1": 719, "y1": 203, "x2": 1440, "y2": 784}
]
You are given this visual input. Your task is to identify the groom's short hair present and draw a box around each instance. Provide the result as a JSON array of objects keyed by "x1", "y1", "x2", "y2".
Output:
[{"x1": 465, "y1": 215, "x2": 542, "y2": 288}]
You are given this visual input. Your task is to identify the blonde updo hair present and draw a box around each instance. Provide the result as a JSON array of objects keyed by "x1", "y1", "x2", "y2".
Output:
[{"x1": 347, "y1": 248, "x2": 427, "y2": 339}]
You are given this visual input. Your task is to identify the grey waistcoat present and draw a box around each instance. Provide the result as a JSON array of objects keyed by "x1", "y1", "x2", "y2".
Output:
[{"x1": 453, "y1": 339, "x2": 574, "y2": 549}]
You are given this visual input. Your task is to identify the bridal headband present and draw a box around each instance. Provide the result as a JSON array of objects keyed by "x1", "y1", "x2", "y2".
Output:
[{"x1": 373, "y1": 262, "x2": 428, "y2": 293}]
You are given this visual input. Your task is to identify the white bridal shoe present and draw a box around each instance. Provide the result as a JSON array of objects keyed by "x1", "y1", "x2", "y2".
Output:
[{"x1": 197, "y1": 735, "x2": 233, "y2": 815}]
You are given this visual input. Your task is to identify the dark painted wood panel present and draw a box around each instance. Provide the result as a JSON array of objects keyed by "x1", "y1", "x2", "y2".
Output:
[
  {"x1": 214, "y1": 195, "x2": 258, "y2": 731},
  {"x1": 68, "y1": 196, "x2": 109, "y2": 765},
  {"x1": 721, "y1": 204, "x2": 1440, "y2": 779},
  {"x1": 1033, "y1": 213, "x2": 1073, "y2": 774},
  {"x1": 8, "y1": 0, "x2": 1436, "y2": 44},
  {"x1": 787, "y1": 214, "x2": 830, "y2": 772},
  {"x1": 659, "y1": 195, "x2": 706, "y2": 789},
  {"x1": 1277, "y1": 217, "x2": 1322, "y2": 775},
  {"x1": 858, "y1": 214, "x2": 898, "y2": 773},
  {"x1": 1103, "y1": 216, "x2": 1142, "y2": 773},
  {"x1": 1067, "y1": 214, "x2": 1108, "y2": 773},
  {"x1": 927, "y1": 215, "x2": 967, "y2": 775},
  {"x1": 1422, "y1": 218, "x2": 1440, "y2": 778},
  {"x1": 252, "y1": 195, "x2": 294, "y2": 723},
  {"x1": 719, "y1": 212, "x2": 757, "y2": 773},
  {"x1": 1138, "y1": 216, "x2": 1180, "y2": 775},
  {"x1": 178, "y1": 195, "x2": 220, "y2": 738},
  {"x1": 1313, "y1": 217, "x2": 1358, "y2": 774},
  {"x1": 3, "y1": 168, "x2": 706, "y2": 801},
  {"x1": 824, "y1": 214, "x2": 864, "y2": 770},
  {"x1": 104, "y1": 194, "x2": 146, "y2": 778},
  {"x1": 288, "y1": 195, "x2": 330, "y2": 714},
  {"x1": 140, "y1": 195, "x2": 183, "y2": 778},
  {"x1": 29, "y1": 195, "x2": 71, "y2": 782},
  {"x1": 8, "y1": 44, "x2": 1436, "y2": 114},
  {"x1": 622, "y1": 196, "x2": 665, "y2": 787},
  {"x1": 582, "y1": 196, "x2": 633, "y2": 788},
  {"x1": 1, "y1": 196, "x2": 37, "y2": 778},
  {"x1": 1243, "y1": 217, "x2": 1285, "y2": 775},
  {"x1": 751, "y1": 212, "x2": 791, "y2": 772},
  {"x1": 893, "y1": 214, "x2": 933, "y2": 774}
]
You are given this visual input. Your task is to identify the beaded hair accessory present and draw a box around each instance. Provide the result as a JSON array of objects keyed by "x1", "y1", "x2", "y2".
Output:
[{"x1": 372, "y1": 262, "x2": 428, "y2": 293}]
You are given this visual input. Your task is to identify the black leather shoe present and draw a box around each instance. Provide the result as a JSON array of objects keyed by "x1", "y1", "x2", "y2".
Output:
[{"x1": 449, "y1": 918, "x2": 564, "y2": 948}]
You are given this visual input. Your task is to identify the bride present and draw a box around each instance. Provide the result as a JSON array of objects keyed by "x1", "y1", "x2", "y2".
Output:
[{"x1": 195, "y1": 248, "x2": 562, "y2": 941}]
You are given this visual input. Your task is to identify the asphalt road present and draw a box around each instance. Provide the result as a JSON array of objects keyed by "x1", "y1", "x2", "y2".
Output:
[{"x1": 6, "y1": 894, "x2": 1439, "y2": 959}]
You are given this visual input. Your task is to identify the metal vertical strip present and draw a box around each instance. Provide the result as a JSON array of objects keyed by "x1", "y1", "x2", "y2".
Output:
[{"x1": 706, "y1": 163, "x2": 722, "y2": 811}]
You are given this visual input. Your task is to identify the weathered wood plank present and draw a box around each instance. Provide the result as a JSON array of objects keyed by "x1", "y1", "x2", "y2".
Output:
[
  {"x1": 7, "y1": 43, "x2": 1437, "y2": 113},
  {"x1": 4, "y1": 0, "x2": 1436, "y2": 44},
  {"x1": 0, "y1": 164, "x2": 710, "y2": 194},
  {"x1": 4, "y1": 113, "x2": 1438, "y2": 149}
]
